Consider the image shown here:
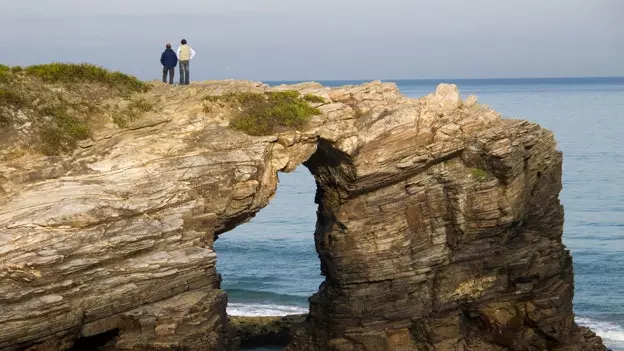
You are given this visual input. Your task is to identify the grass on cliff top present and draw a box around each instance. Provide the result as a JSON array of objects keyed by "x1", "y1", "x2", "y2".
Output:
[
  {"x1": 204, "y1": 90, "x2": 321, "y2": 136},
  {"x1": 23, "y1": 62, "x2": 148, "y2": 93},
  {"x1": 0, "y1": 62, "x2": 151, "y2": 155},
  {"x1": 0, "y1": 64, "x2": 17, "y2": 84}
]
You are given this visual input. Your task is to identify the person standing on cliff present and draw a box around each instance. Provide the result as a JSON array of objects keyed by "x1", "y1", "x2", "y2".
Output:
[
  {"x1": 160, "y1": 43, "x2": 178, "y2": 84},
  {"x1": 176, "y1": 39, "x2": 196, "y2": 85}
]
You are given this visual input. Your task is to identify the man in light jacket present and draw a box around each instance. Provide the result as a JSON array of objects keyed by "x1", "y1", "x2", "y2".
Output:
[{"x1": 176, "y1": 39, "x2": 196, "y2": 85}]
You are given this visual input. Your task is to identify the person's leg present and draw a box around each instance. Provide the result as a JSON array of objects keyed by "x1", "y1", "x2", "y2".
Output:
[
  {"x1": 181, "y1": 61, "x2": 189, "y2": 85},
  {"x1": 168, "y1": 67, "x2": 175, "y2": 84},
  {"x1": 162, "y1": 66, "x2": 168, "y2": 83},
  {"x1": 179, "y1": 62, "x2": 185, "y2": 84},
  {"x1": 185, "y1": 62, "x2": 190, "y2": 85}
]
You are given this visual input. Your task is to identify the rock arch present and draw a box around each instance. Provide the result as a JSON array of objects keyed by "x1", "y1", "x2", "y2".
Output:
[{"x1": 0, "y1": 81, "x2": 605, "y2": 350}]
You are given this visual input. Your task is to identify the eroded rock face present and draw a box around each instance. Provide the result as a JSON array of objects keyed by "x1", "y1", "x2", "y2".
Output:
[{"x1": 0, "y1": 81, "x2": 605, "y2": 350}]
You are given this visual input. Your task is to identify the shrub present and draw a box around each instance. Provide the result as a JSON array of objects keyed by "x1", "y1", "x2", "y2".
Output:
[
  {"x1": 39, "y1": 105, "x2": 90, "y2": 155},
  {"x1": 204, "y1": 90, "x2": 320, "y2": 135},
  {"x1": 0, "y1": 76, "x2": 25, "y2": 128},
  {"x1": 24, "y1": 63, "x2": 148, "y2": 92},
  {"x1": 0, "y1": 88, "x2": 26, "y2": 108},
  {"x1": 303, "y1": 94, "x2": 325, "y2": 103},
  {"x1": 0, "y1": 65, "x2": 24, "y2": 83},
  {"x1": 108, "y1": 71, "x2": 149, "y2": 92},
  {"x1": 0, "y1": 65, "x2": 11, "y2": 83}
]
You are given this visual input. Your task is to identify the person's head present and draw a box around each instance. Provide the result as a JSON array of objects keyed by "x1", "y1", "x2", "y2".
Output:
[
  {"x1": 166, "y1": 43, "x2": 171, "y2": 49},
  {"x1": 181, "y1": 39, "x2": 187, "y2": 45}
]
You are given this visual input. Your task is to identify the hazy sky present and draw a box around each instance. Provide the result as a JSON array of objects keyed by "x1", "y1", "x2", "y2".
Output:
[{"x1": 2, "y1": 0, "x2": 623, "y2": 80}]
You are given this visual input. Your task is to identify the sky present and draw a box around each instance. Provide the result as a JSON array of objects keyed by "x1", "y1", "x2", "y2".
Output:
[{"x1": 1, "y1": 0, "x2": 623, "y2": 81}]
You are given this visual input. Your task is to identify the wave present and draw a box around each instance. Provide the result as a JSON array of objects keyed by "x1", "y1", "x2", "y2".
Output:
[
  {"x1": 577, "y1": 317, "x2": 624, "y2": 350},
  {"x1": 226, "y1": 288, "x2": 309, "y2": 305},
  {"x1": 227, "y1": 302, "x2": 309, "y2": 317}
]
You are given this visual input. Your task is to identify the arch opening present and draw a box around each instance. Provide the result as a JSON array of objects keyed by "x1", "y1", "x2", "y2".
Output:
[{"x1": 214, "y1": 166, "x2": 323, "y2": 349}]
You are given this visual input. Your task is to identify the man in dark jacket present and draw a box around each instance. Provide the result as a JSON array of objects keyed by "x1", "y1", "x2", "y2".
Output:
[{"x1": 160, "y1": 43, "x2": 178, "y2": 84}]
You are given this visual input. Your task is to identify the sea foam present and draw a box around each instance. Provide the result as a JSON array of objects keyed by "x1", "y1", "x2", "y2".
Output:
[
  {"x1": 577, "y1": 317, "x2": 624, "y2": 350},
  {"x1": 227, "y1": 303, "x2": 309, "y2": 317}
]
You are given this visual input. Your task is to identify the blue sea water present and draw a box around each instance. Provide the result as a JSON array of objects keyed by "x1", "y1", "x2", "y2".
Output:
[{"x1": 214, "y1": 77, "x2": 624, "y2": 350}]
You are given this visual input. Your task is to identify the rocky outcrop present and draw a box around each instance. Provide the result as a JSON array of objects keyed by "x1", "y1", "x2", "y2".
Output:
[
  {"x1": 0, "y1": 79, "x2": 606, "y2": 350},
  {"x1": 229, "y1": 314, "x2": 306, "y2": 348}
]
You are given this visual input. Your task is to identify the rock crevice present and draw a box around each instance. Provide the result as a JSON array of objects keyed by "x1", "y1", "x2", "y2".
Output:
[{"x1": 0, "y1": 80, "x2": 605, "y2": 350}]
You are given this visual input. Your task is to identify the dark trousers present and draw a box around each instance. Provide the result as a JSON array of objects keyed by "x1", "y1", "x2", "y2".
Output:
[
  {"x1": 179, "y1": 60, "x2": 190, "y2": 85},
  {"x1": 162, "y1": 66, "x2": 175, "y2": 84}
]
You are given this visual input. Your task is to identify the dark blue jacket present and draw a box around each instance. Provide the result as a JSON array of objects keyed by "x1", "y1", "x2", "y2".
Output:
[{"x1": 160, "y1": 48, "x2": 178, "y2": 68}]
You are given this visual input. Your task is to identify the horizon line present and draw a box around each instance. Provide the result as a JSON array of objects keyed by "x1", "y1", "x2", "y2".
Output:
[{"x1": 263, "y1": 76, "x2": 624, "y2": 83}]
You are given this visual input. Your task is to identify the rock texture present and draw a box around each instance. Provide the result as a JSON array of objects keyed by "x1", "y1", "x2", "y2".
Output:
[
  {"x1": 0, "y1": 80, "x2": 606, "y2": 350},
  {"x1": 229, "y1": 314, "x2": 306, "y2": 348}
]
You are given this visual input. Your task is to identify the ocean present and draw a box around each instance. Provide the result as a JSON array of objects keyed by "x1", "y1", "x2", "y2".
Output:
[{"x1": 214, "y1": 77, "x2": 624, "y2": 350}]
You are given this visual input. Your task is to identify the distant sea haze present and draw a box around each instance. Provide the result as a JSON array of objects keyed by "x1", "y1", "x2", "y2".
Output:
[
  {"x1": 267, "y1": 76, "x2": 624, "y2": 88},
  {"x1": 214, "y1": 77, "x2": 624, "y2": 351}
]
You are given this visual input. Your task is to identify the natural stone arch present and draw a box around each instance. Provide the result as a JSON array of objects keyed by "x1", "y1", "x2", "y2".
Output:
[{"x1": 0, "y1": 80, "x2": 606, "y2": 351}]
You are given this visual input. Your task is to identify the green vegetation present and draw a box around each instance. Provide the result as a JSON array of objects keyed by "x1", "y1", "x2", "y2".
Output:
[
  {"x1": 0, "y1": 62, "x2": 153, "y2": 155},
  {"x1": 0, "y1": 65, "x2": 11, "y2": 83},
  {"x1": 0, "y1": 69, "x2": 25, "y2": 125},
  {"x1": 0, "y1": 88, "x2": 25, "y2": 108},
  {"x1": 204, "y1": 91, "x2": 266, "y2": 106},
  {"x1": 204, "y1": 90, "x2": 320, "y2": 136},
  {"x1": 0, "y1": 64, "x2": 23, "y2": 73},
  {"x1": 0, "y1": 65, "x2": 26, "y2": 83},
  {"x1": 471, "y1": 168, "x2": 489, "y2": 182},
  {"x1": 303, "y1": 93, "x2": 326, "y2": 103},
  {"x1": 112, "y1": 98, "x2": 154, "y2": 128},
  {"x1": 24, "y1": 63, "x2": 148, "y2": 92},
  {"x1": 38, "y1": 105, "x2": 91, "y2": 155}
]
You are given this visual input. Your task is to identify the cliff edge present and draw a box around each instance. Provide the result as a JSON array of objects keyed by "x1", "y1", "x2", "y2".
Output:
[{"x1": 0, "y1": 65, "x2": 607, "y2": 350}]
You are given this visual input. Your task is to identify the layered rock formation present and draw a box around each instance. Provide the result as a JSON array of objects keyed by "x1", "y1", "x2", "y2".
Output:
[{"x1": 0, "y1": 79, "x2": 606, "y2": 350}]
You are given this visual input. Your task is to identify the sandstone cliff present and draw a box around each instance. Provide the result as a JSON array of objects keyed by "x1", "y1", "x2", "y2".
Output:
[{"x1": 0, "y1": 73, "x2": 606, "y2": 350}]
